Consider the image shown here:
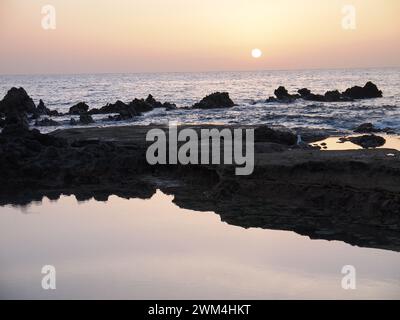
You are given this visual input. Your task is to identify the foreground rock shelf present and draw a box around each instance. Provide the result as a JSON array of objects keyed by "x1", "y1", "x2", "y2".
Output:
[{"x1": 0, "y1": 124, "x2": 399, "y2": 252}]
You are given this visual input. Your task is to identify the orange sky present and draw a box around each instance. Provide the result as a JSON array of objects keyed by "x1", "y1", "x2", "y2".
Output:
[{"x1": 0, "y1": 0, "x2": 399, "y2": 74}]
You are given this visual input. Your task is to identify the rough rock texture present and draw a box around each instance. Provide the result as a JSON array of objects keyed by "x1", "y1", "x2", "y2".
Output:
[
  {"x1": 346, "y1": 135, "x2": 386, "y2": 149},
  {"x1": 69, "y1": 102, "x2": 90, "y2": 115},
  {"x1": 343, "y1": 81, "x2": 383, "y2": 99},
  {"x1": 192, "y1": 92, "x2": 235, "y2": 109},
  {"x1": 37, "y1": 99, "x2": 60, "y2": 117},
  {"x1": 0, "y1": 87, "x2": 37, "y2": 114},
  {"x1": 266, "y1": 82, "x2": 382, "y2": 103},
  {"x1": 79, "y1": 114, "x2": 94, "y2": 124},
  {"x1": 88, "y1": 100, "x2": 140, "y2": 120},
  {"x1": 34, "y1": 118, "x2": 60, "y2": 127},
  {"x1": 254, "y1": 125, "x2": 297, "y2": 145},
  {"x1": 353, "y1": 123, "x2": 394, "y2": 134}
]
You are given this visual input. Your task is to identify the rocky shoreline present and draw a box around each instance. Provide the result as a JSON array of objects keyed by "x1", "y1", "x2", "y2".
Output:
[{"x1": 0, "y1": 86, "x2": 399, "y2": 252}]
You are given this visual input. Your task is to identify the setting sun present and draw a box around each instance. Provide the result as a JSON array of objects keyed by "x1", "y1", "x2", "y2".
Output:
[{"x1": 251, "y1": 48, "x2": 262, "y2": 59}]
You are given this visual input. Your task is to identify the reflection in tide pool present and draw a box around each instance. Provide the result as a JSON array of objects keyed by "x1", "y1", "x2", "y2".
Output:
[
  {"x1": 315, "y1": 134, "x2": 400, "y2": 151},
  {"x1": 0, "y1": 190, "x2": 399, "y2": 299}
]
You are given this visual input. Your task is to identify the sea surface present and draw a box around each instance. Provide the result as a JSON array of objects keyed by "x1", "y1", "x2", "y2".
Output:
[{"x1": 0, "y1": 68, "x2": 399, "y2": 133}]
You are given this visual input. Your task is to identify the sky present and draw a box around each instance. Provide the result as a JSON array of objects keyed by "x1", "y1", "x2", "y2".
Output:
[{"x1": 0, "y1": 0, "x2": 399, "y2": 74}]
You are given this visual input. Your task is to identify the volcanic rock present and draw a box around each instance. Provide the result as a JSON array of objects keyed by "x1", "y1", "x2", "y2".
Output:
[
  {"x1": 69, "y1": 102, "x2": 89, "y2": 115},
  {"x1": 192, "y1": 92, "x2": 235, "y2": 109}
]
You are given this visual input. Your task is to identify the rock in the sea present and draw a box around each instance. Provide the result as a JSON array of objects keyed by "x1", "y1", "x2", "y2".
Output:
[
  {"x1": 347, "y1": 134, "x2": 386, "y2": 149},
  {"x1": 163, "y1": 102, "x2": 177, "y2": 111},
  {"x1": 342, "y1": 81, "x2": 382, "y2": 99},
  {"x1": 145, "y1": 95, "x2": 177, "y2": 111},
  {"x1": 0, "y1": 87, "x2": 36, "y2": 114},
  {"x1": 145, "y1": 94, "x2": 163, "y2": 108},
  {"x1": 267, "y1": 86, "x2": 299, "y2": 103},
  {"x1": 69, "y1": 102, "x2": 89, "y2": 115},
  {"x1": 34, "y1": 118, "x2": 60, "y2": 127},
  {"x1": 192, "y1": 92, "x2": 234, "y2": 109},
  {"x1": 324, "y1": 90, "x2": 342, "y2": 102},
  {"x1": 298, "y1": 88, "x2": 311, "y2": 97},
  {"x1": 37, "y1": 99, "x2": 60, "y2": 117},
  {"x1": 354, "y1": 123, "x2": 381, "y2": 133},
  {"x1": 274, "y1": 86, "x2": 290, "y2": 100},
  {"x1": 129, "y1": 99, "x2": 153, "y2": 113},
  {"x1": 267, "y1": 82, "x2": 382, "y2": 103},
  {"x1": 254, "y1": 126, "x2": 297, "y2": 145},
  {"x1": 89, "y1": 100, "x2": 140, "y2": 119},
  {"x1": 265, "y1": 96, "x2": 278, "y2": 103},
  {"x1": 79, "y1": 114, "x2": 94, "y2": 125}
]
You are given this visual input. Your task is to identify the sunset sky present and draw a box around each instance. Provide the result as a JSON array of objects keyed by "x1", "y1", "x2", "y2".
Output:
[{"x1": 0, "y1": 0, "x2": 399, "y2": 74}]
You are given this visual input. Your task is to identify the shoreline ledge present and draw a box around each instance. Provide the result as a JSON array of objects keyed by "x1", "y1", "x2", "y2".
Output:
[{"x1": 0, "y1": 122, "x2": 399, "y2": 252}]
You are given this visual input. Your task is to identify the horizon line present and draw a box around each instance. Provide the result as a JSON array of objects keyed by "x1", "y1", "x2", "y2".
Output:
[{"x1": 0, "y1": 65, "x2": 399, "y2": 78}]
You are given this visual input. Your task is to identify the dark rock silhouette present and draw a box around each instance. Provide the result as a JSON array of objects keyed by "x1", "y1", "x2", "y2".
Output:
[
  {"x1": 267, "y1": 82, "x2": 382, "y2": 103},
  {"x1": 37, "y1": 99, "x2": 60, "y2": 117},
  {"x1": 254, "y1": 125, "x2": 297, "y2": 145},
  {"x1": 34, "y1": 118, "x2": 60, "y2": 127},
  {"x1": 89, "y1": 100, "x2": 140, "y2": 120},
  {"x1": 343, "y1": 81, "x2": 382, "y2": 99},
  {"x1": 69, "y1": 102, "x2": 89, "y2": 115},
  {"x1": 324, "y1": 90, "x2": 342, "y2": 102},
  {"x1": 89, "y1": 96, "x2": 175, "y2": 118},
  {"x1": 1, "y1": 110, "x2": 30, "y2": 135},
  {"x1": 129, "y1": 98, "x2": 153, "y2": 113},
  {"x1": 79, "y1": 114, "x2": 94, "y2": 124},
  {"x1": 346, "y1": 135, "x2": 386, "y2": 149},
  {"x1": 192, "y1": 92, "x2": 235, "y2": 109},
  {"x1": 353, "y1": 122, "x2": 394, "y2": 134},
  {"x1": 0, "y1": 87, "x2": 36, "y2": 114},
  {"x1": 145, "y1": 94, "x2": 163, "y2": 108},
  {"x1": 298, "y1": 88, "x2": 311, "y2": 97},
  {"x1": 354, "y1": 123, "x2": 381, "y2": 133}
]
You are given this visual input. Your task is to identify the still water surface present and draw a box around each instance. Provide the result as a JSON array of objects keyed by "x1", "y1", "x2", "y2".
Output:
[{"x1": 0, "y1": 191, "x2": 399, "y2": 299}]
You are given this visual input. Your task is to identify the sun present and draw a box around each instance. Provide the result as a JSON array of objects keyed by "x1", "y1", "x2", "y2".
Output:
[{"x1": 251, "y1": 48, "x2": 262, "y2": 58}]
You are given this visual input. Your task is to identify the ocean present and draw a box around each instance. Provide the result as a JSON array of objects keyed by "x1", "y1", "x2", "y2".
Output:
[{"x1": 1, "y1": 68, "x2": 399, "y2": 133}]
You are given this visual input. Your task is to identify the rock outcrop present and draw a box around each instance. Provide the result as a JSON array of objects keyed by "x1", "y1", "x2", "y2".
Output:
[
  {"x1": 0, "y1": 87, "x2": 37, "y2": 114},
  {"x1": 266, "y1": 82, "x2": 383, "y2": 103},
  {"x1": 346, "y1": 134, "x2": 386, "y2": 149},
  {"x1": 254, "y1": 125, "x2": 297, "y2": 145},
  {"x1": 69, "y1": 102, "x2": 90, "y2": 115},
  {"x1": 34, "y1": 118, "x2": 60, "y2": 127},
  {"x1": 343, "y1": 81, "x2": 382, "y2": 99},
  {"x1": 192, "y1": 92, "x2": 235, "y2": 109}
]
